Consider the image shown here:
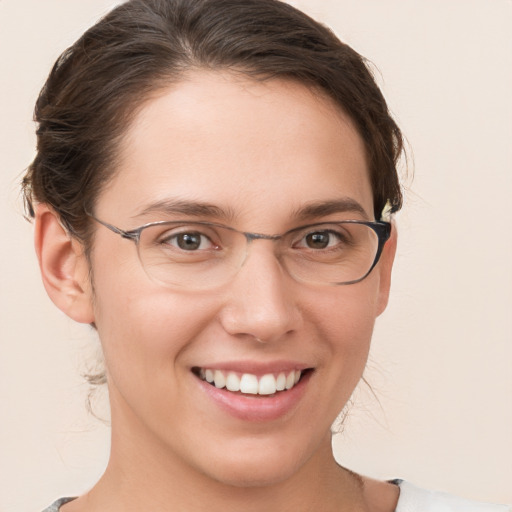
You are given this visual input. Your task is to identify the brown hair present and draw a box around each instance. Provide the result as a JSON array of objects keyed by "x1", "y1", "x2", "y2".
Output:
[{"x1": 22, "y1": 0, "x2": 404, "y2": 250}]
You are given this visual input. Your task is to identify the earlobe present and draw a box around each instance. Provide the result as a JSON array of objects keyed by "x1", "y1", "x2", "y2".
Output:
[
  {"x1": 376, "y1": 221, "x2": 397, "y2": 316},
  {"x1": 34, "y1": 204, "x2": 95, "y2": 324}
]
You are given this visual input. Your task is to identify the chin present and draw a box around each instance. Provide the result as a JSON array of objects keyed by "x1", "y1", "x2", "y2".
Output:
[
  {"x1": 195, "y1": 439, "x2": 313, "y2": 488},
  {"x1": 208, "y1": 461, "x2": 300, "y2": 488}
]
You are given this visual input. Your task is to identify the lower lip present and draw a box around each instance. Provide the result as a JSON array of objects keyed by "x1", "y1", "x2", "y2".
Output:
[{"x1": 196, "y1": 371, "x2": 312, "y2": 422}]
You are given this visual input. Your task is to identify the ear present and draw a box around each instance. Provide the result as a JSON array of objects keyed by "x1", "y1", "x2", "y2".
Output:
[
  {"x1": 34, "y1": 204, "x2": 95, "y2": 324},
  {"x1": 376, "y1": 221, "x2": 397, "y2": 316}
]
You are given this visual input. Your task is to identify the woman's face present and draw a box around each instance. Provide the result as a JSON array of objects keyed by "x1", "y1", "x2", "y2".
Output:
[{"x1": 87, "y1": 71, "x2": 394, "y2": 486}]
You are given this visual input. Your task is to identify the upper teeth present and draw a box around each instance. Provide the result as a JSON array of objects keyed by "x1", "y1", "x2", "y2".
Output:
[{"x1": 200, "y1": 369, "x2": 302, "y2": 395}]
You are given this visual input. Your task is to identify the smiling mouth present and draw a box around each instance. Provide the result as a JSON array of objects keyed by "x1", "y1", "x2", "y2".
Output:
[{"x1": 192, "y1": 367, "x2": 311, "y2": 396}]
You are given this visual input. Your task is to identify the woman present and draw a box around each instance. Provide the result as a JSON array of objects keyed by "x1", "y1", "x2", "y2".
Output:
[{"x1": 20, "y1": 0, "x2": 510, "y2": 511}]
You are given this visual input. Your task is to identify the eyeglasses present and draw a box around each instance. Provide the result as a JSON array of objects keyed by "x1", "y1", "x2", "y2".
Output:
[{"x1": 87, "y1": 214, "x2": 391, "y2": 289}]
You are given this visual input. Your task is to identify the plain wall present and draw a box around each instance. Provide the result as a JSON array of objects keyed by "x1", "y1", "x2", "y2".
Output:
[{"x1": 1, "y1": 1, "x2": 511, "y2": 510}]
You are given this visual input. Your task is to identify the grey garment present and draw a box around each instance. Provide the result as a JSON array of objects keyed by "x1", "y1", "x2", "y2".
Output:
[
  {"x1": 41, "y1": 497, "x2": 76, "y2": 512},
  {"x1": 42, "y1": 482, "x2": 512, "y2": 512}
]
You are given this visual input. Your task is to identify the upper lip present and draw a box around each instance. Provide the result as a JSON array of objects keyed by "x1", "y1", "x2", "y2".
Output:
[{"x1": 191, "y1": 360, "x2": 313, "y2": 376}]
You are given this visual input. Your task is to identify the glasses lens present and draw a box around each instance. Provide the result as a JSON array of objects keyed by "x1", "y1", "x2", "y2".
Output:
[
  {"x1": 282, "y1": 222, "x2": 380, "y2": 285},
  {"x1": 137, "y1": 222, "x2": 243, "y2": 289}
]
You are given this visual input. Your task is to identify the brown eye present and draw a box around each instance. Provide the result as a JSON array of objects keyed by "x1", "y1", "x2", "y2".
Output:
[
  {"x1": 160, "y1": 231, "x2": 214, "y2": 251},
  {"x1": 305, "y1": 232, "x2": 331, "y2": 249},
  {"x1": 177, "y1": 233, "x2": 203, "y2": 250},
  {"x1": 302, "y1": 230, "x2": 342, "y2": 249}
]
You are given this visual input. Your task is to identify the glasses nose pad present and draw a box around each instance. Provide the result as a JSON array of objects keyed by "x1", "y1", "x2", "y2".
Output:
[
  {"x1": 221, "y1": 232, "x2": 251, "y2": 283},
  {"x1": 238, "y1": 233, "x2": 257, "y2": 268}
]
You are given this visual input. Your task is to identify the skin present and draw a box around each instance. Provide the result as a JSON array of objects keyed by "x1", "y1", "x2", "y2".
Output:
[{"x1": 36, "y1": 71, "x2": 399, "y2": 512}]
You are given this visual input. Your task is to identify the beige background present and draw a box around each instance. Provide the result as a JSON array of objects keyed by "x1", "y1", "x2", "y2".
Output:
[{"x1": 1, "y1": 1, "x2": 511, "y2": 510}]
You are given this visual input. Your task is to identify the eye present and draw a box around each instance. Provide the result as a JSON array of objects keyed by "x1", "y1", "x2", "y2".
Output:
[
  {"x1": 297, "y1": 229, "x2": 346, "y2": 250},
  {"x1": 160, "y1": 230, "x2": 216, "y2": 251}
]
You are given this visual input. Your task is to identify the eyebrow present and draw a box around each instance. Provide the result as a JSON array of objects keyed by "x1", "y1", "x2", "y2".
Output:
[
  {"x1": 133, "y1": 197, "x2": 369, "y2": 224},
  {"x1": 292, "y1": 198, "x2": 370, "y2": 221},
  {"x1": 133, "y1": 198, "x2": 235, "y2": 222}
]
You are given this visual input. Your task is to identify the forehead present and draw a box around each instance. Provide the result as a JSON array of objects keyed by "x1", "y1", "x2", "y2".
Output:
[{"x1": 99, "y1": 71, "x2": 373, "y2": 226}]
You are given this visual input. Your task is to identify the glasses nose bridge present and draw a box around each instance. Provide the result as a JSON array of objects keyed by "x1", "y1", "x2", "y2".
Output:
[
  {"x1": 243, "y1": 230, "x2": 282, "y2": 242},
  {"x1": 238, "y1": 230, "x2": 284, "y2": 266},
  {"x1": 243, "y1": 230, "x2": 283, "y2": 250}
]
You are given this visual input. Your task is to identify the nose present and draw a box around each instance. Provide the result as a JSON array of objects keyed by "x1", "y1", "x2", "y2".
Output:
[{"x1": 218, "y1": 241, "x2": 302, "y2": 343}]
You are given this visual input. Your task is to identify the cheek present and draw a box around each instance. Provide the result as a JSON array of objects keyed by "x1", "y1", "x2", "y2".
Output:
[
  {"x1": 92, "y1": 286, "x2": 222, "y2": 433},
  {"x1": 310, "y1": 275, "x2": 380, "y2": 351},
  {"x1": 89, "y1": 242, "x2": 214, "y2": 390},
  {"x1": 94, "y1": 290, "x2": 204, "y2": 365},
  {"x1": 307, "y1": 277, "x2": 381, "y2": 397}
]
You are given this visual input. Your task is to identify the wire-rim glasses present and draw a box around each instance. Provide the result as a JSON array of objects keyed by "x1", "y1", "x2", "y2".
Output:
[{"x1": 87, "y1": 213, "x2": 391, "y2": 289}]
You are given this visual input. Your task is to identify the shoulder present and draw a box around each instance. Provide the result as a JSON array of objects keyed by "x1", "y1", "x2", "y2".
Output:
[
  {"x1": 394, "y1": 480, "x2": 511, "y2": 512},
  {"x1": 41, "y1": 497, "x2": 77, "y2": 512}
]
